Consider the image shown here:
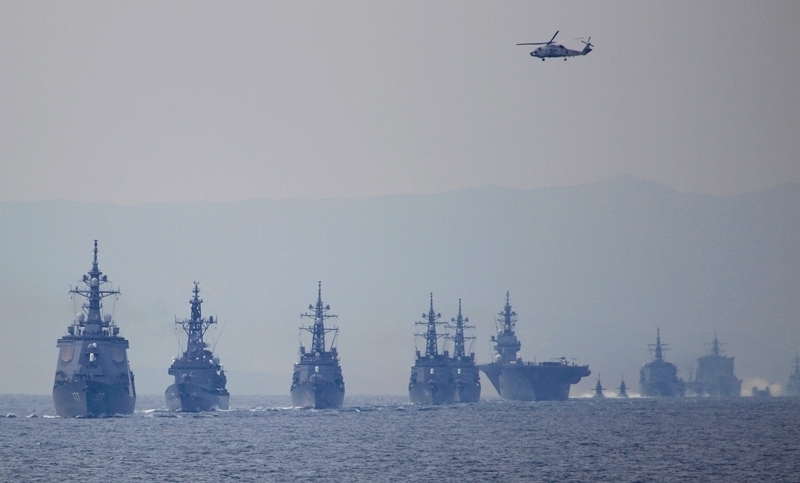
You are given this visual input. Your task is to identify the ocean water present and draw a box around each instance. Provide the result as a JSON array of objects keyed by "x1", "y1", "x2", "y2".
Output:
[{"x1": 1, "y1": 395, "x2": 798, "y2": 482}]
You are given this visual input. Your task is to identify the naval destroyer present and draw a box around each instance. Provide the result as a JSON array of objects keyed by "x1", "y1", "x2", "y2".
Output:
[
  {"x1": 52, "y1": 241, "x2": 136, "y2": 417},
  {"x1": 478, "y1": 293, "x2": 590, "y2": 401},
  {"x1": 639, "y1": 328, "x2": 685, "y2": 397},
  {"x1": 165, "y1": 283, "x2": 229, "y2": 411},
  {"x1": 409, "y1": 294, "x2": 455, "y2": 405},
  {"x1": 445, "y1": 300, "x2": 481, "y2": 403},
  {"x1": 685, "y1": 334, "x2": 741, "y2": 397},
  {"x1": 290, "y1": 282, "x2": 345, "y2": 409},
  {"x1": 786, "y1": 353, "x2": 800, "y2": 397}
]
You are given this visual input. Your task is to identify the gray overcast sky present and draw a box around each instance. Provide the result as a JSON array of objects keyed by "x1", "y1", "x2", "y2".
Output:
[{"x1": 1, "y1": 1, "x2": 799, "y2": 204}]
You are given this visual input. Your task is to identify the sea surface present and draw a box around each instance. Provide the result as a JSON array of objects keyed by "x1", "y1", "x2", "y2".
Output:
[{"x1": 1, "y1": 394, "x2": 798, "y2": 482}]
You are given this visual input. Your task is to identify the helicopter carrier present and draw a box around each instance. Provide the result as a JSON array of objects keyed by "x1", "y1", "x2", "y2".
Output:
[
  {"x1": 290, "y1": 282, "x2": 345, "y2": 409},
  {"x1": 446, "y1": 300, "x2": 480, "y2": 403},
  {"x1": 165, "y1": 283, "x2": 229, "y2": 411},
  {"x1": 409, "y1": 294, "x2": 455, "y2": 405},
  {"x1": 478, "y1": 293, "x2": 590, "y2": 401},
  {"x1": 685, "y1": 334, "x2": 741, "y2": 397},
  {"x1": 52, "y1": 241, "x2": 136, "y2": 417},
  {"x1": 639, "y1": 328, "x2": 685, "y2": 397}
]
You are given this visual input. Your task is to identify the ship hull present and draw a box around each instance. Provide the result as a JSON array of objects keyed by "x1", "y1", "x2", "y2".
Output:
[
  {"x1": 291, "y1": 381, "x2": 344, "y2": 409},
  {"x1": 686, "y1": 377, "x2": 741, "y2": 397},
  {"x1": 640, "y1": 381, "x2": 685, "y2": 397},
  {"x1": 408, "y1": 381, "x2": 456, "y2": 405},
  {"x1": 640, "y1": 361, "x2": 685, "y2": 397},
  {"x1": 479, "y1": 362, "x2": 590, "y2": 401},
  {"x1": 53, "y1": 380, "x2": 135, "y2": 417},
  {"x1": 165, "y1": 383, "x2": 229, "y2": 412},
  {"x1": 454, "y1": 381, "x2": 481, "y2": 403}
]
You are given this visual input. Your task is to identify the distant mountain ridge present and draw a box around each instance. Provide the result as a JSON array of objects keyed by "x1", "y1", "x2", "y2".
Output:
[{"x1": 1, "y1": 176, "x2": 798, "y2": 396}]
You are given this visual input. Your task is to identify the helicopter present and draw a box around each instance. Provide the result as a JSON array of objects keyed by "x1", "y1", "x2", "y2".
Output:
[{"x1": 517, "y1": 31, "x2": 593, "y2": 61}]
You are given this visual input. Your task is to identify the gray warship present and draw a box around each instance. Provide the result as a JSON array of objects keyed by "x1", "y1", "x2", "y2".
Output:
[
  {"x1": 52, "y1": 241, "x2": 136, "y2": 417},
  {"x1": 786, "y1": 353, "x2": 800, "y2": 397},
  {"x1": 685, "y1": 334, "x2": 741, "y2": 397},
  {"x1": 478, "y1": 293, "x2": 591, "y2": 401},
  {"x1": 409, "y1": 294, "x2": 455, "y2": 405},
  {"x1": 290, "y1": 282, "x2": 345, "y2": 409},
  {"x1": 165, "y1": 283, "x2": 229, "y2": 412},
  {"x1": 446, "y1": 300, "x2": 481, "y2": 403},
  {"x1": 639, "y1": 328, "x2": 685, "y2": 397}
]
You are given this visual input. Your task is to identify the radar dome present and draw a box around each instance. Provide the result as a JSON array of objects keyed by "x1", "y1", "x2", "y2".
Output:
[
  {"x1": 213, "y1": 356, "x2": 220, "y2": 365},
  {"x1": 91, "y1": 278, "x2": 99, "y2": 287},
  {"x1": 77, "y1": 313, "x2": 85, "y2": 322},
  {"x1": 103, "y1": 313, "x2": 112, "y2": 323}
]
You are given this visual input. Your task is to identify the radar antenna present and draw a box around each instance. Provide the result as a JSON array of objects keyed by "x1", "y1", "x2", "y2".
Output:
[
  {"x1": 300, "y1": 281, "x2": 338, "y2": 354},
  {"x1": 68, "y1": 240, "x2": 120, "y2": 335},
  {"x1": 648, "y1": 327, "x2": 670, "y2": 362},
  {"x1": 445, "y1": 299, "x2": 476, "y2": 358},
  {"x1": 415, "y1": 293, "x2": 446, "y2": 357},
  {"x1": 174, "y1": 282, "x2": 218, "y2": 361}
]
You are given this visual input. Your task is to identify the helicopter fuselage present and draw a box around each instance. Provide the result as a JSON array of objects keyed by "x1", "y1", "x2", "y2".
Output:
[
  {"x1": 518, "y1": 31, "x2": 593, "y2": 61},
  {"x1": 530, "y1": 43, "x2": 591, "y2": 60}
]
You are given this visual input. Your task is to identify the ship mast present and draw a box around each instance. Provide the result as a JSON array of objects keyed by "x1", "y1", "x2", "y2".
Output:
[
  {"x1": 301, "y1": 281, "x2": 338, "y2": 354},
  {"x1": 710, "y1": 332, "x2": 721, "y2": 357},
  {"x1": 447, "y1": 299, "x2": 475, "y2": 358},
  {"x1": 490, "y1": 292, "x2": 521, "y2": 364},
  {"x1": 794, "y1": 352, "x2": 800, "y2": 377},
  {"x1": 175, "y1": 282, "x2": 217, "y2": 360},
  {"x1": 69, "y1": 240, "x2": 120, "y2": 335},
  {"x1": 498, "y1": 291, "x2": 516, "y2": 335},
  {"x1": 415, "y1": 293, "x2": 444, "y2": 357},
  {"x1": 649, "y1": 327, "x2": 669, "y2": 363}
]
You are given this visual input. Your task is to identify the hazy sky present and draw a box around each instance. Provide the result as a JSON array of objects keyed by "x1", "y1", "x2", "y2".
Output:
[{"x1": 2, "y1": 1, "x2": 798, "y2": 204}]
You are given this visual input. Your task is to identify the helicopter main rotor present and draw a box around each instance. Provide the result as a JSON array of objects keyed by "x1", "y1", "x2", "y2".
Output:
[{"x1": 516, "y1": 30, "x2": 559, "y2": 46}]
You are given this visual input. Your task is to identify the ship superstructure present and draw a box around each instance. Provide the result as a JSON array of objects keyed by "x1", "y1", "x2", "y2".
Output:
[
  {"x1": 618, "y1": 375, "x2": 628, "y2": 398},
  {"x1": 165, "y1": 283, "x2": 229, "y2": 411},
  {"x1": 478, "y1": 293, "x2": 590, "y2": 401},
  {"x1": 409, "y1": 294, "x2": 455, "y2": 405},
  {"x1": 52, "y1": 241, "x2": 136, "y2": 417},
  {"x1": 639, "y1": 328, "x2": 685, "y2": 397},
  {"x1": 445, "y1": 299, "x2": 481, "y2": 403},
  {"x1": 786, "y1": 353, "x2": 800, "y2": 397},
  {"x1": 593, "y1": 375, "x2": 605, "y2": 398},
  {"x1": 686, "y1": 334, "x2": 741, "y2": 397},
  {"x1": 291, "y1": 282, "x2": 345, "y2": 409}
]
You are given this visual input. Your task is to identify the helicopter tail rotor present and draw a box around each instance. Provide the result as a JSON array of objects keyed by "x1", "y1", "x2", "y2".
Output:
[{"x1": 581, "y1": 36, "x2": 593, "y2": 55}]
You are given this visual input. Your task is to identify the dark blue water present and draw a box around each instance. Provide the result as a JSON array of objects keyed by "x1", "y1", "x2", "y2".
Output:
[{"x1": 1, "y1": 395, "x2": 798, "y2": 482}]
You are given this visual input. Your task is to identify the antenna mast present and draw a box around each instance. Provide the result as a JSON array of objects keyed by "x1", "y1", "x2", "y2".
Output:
[
  {"x1": 300, "y1": 281, "x2": 338, "y2": 353},
  {"x1": 415, "y1": 293, "x2": 445, "y2": 357},
  {"x1": 175, "y1": 282, "x2": 217, "y2": 360},
  {"x1": 446, "y1": 299, "x2": 475, "y2": 358}
]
